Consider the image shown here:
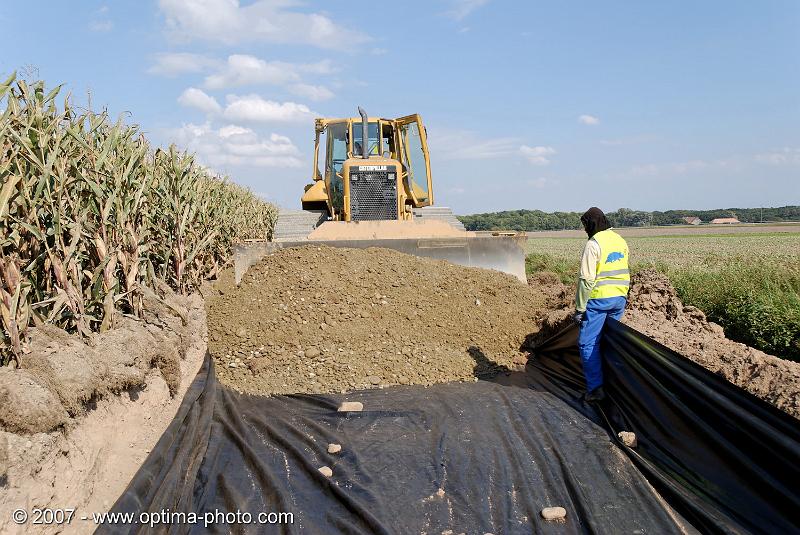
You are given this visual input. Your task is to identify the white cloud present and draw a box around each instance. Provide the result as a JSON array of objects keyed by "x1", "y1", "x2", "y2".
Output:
[
  {"x1": 223, "y1": 94, "x2": 316, "y2": 123},
  {"x1": 440, "y1": 135, "x2": 519, "y2": 159},
  {"x1": 152, "y1": 52, "x2": 337, "y2": 101},
  {"x1": 520, "y1": 145, "x2": 556, "y2": 165},
  {"x1": 217, "y1": 125, "x2": 251, "y2": 138},
  {"x1": 755, "y1": 147, "x2": 800, "y2": 165},
  {"x1": 289, "y1": 83, "x2": 334, "y2": 102},
  {"x1": 429, "y1": 129, "x2": 520, "y2": 160},
  {"x1": 149, "y1": 52, "x2": 221, "y2": 76},
  {"x1": 445, "y1": 0, "x2": 490, "y2": 21},
  {"x1": 578, "y1": 114, "x2": 600, "y2": 125},
  {"x1": 430, "y1": 129, "x2": 556, "y2": 166},
  {"x1": 204, "y1": 55, "x2": 299, "y2": 89},
  {"x1": 202, "y1": 55, "x2": 335, "y2": 94},
  {"x1": 171, "y1": 122, "x2": 302, "y2": 168},
  {"x1": 158, "y1": 0, "x2": 368, "y2": 49},
  {"x1": 177, "y1": 87, "x2": 221, "y2": 114},
  {"x1": 370, "y1": 48, "x2": 388, "y2": 56}
]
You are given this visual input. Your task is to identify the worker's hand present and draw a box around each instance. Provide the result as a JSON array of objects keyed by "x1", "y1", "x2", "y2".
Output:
[{"x1": 573, "y1": 311, "x2": 584, "y2": 325}]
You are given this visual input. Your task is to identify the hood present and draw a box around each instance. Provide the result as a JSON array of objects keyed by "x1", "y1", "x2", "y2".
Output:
[{"x1": 581, "y1": 207, "x2": 611, "y2": 238}]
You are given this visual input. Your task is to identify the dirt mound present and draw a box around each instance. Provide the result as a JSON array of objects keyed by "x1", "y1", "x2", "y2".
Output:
[
  {"x1": 524, "y1": 309, "x2": 574, "y2": 350},
  {"x1": 624, "y1": 270, "x2": 800, "y2": 418},
  {"x1": 527, "y1": 271, "x2": 571, "y2": 308},
  {"x1": 627, "y1": 269, "x2": 684, "y2": 320},
  {"x1": 525, "y1": 268, "x2": 800, "y2": 418},
  {"x1": 207, "y1": 246, "x2": 547, "y2": 395},
  {"x1": 528, "y1": 269, "x2": 800, "y2": 418},
  {"x1": 0, "y1": 293, "x2": 207, "y2": 535},
  {"x1": 0, "y1": 368, "x2": 68, "y2": 434},
  {"x1": 0, "y1": 281, "x2": 194, "y2": 435}
]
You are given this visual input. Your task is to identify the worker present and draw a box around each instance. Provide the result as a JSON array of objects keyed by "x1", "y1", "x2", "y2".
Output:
[{"x1": 574, "y1": 207, "x2": 630, "y2": 402}]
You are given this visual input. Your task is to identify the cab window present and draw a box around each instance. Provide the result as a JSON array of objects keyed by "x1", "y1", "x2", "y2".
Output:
[
  {"x1": 351, "y1": 121, "x2": 380, "y2": 156},
  {"x1": 327, "y1": 123, "x2": 347, "y2": 174},
  {"x1": 326, "y1": 123, "x2": 347, "y2": 212},
  {"x1": 381, "y1": 123, "x2": 395, "y2": 158},
  {"x1": 400, "y1": 121, "x2": 430, "y2": 202}
]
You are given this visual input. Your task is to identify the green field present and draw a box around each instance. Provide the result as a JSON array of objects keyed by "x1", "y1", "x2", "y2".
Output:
[{"x1": 526, "y1": 233, "x2": 800, "y2": 361}]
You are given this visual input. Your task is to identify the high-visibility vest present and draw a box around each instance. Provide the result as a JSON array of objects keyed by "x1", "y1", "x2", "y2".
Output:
[{"x1": 589, "y1": 229, "x2": 630, "y2": 299}]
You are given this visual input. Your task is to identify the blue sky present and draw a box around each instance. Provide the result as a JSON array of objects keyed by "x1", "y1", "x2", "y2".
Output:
[{"x1": 3, "y1": 0, "x2": 799, "y2": 214}]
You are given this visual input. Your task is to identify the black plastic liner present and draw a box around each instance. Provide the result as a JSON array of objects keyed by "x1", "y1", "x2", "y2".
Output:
[
  {"x1": 98, "y1": 320, "x2": 800, "y2": 534},
  {"x1": 522, "y1": 319, "x2": 800, "y2": 534}
]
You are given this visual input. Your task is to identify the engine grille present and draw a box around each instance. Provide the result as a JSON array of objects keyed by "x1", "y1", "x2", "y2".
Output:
[{"x1": 349, "y1": 166, "x2": 397, "y2": 221}]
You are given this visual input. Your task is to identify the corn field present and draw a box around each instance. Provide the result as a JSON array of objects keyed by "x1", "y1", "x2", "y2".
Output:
[{"x1": 0, "y1": 75, "x2": 277, "y2": 364}]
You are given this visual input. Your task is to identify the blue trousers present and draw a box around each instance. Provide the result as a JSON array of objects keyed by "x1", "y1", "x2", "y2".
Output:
[{"x1": 578, "y1": 296, "x2": 627, "y2": 392}]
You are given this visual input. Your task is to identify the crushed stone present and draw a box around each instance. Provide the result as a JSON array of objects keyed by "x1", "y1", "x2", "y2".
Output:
[{"x1": 207, "y1": 246, "x2": 546, "y2": 395}]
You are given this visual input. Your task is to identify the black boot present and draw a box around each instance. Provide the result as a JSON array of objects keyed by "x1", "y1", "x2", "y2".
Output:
[{"x1": 585, "y1": 386, "x2": 605, "y2": 403}]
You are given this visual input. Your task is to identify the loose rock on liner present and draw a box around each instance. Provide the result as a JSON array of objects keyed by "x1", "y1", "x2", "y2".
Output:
[
  {"x1": 338, "y1": 401, "x2": 363, "y2": 412},
  {"x1": 541, "y1": 506, "x2": 567, "y2": 521},
  {"x1": 618, "y1": 431, "x2": 638, "y2": 448}
]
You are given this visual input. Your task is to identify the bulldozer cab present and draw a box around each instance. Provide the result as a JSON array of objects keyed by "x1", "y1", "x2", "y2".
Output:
[{"x1": 308, "y1": 113, "x2": 433, "y2": 220}]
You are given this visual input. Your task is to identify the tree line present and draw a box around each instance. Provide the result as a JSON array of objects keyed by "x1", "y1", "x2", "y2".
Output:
[{"x1": 457, "y1": 206, "x2": 800, "y2": 231}]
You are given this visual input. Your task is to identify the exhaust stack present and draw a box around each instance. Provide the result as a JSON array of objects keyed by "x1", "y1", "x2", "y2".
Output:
[{"x1": 357, "y1": 106, "x2": 369, "y2": 159}]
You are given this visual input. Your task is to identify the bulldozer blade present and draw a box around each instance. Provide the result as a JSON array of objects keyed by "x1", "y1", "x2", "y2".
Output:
[{"x1": 234, "y1": 233, "x2": 528, "y2": 284}]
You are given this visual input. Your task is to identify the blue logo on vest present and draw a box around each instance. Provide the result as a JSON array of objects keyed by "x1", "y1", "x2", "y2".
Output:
[{"x1": 606, "y1": 251, "x2": 625, "y2": 263}]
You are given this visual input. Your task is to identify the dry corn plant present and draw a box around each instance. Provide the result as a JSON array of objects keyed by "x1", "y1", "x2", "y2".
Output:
[{"x1": 0, "y1": 74, "x2": 277, "y2": 364}]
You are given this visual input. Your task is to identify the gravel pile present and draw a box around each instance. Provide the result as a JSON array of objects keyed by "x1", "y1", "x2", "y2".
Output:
[{"x1": 207, "y1": 246, "x2": 546, "y2": 395}]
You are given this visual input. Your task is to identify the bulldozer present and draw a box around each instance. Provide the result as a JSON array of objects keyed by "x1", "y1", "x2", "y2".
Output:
[{"x1": 234, "y1": 108, "x2": 527, "y2": 283}]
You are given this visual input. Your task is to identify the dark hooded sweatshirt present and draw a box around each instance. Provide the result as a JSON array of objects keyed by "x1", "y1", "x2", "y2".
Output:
[{"x1": 580, "y1": 207, "x2": 611, "y2": 239}]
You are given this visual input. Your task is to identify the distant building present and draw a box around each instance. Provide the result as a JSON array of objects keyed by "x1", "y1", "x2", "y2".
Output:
[
  {"x1": 710, "y1": 217, "x2": 741, "y2": 225},
  {"x1": 683, "y1": 216, "x2": 701, "y2": 225}
]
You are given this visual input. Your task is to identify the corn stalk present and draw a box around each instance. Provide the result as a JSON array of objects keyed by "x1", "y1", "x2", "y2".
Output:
[{"x1": 0, "y1": 74, "x2": 276, "y2": 363}]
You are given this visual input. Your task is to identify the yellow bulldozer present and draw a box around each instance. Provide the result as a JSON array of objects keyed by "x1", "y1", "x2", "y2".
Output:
[{"x1": 234, "y1": 108, "x2": 527, "y2": 283}]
